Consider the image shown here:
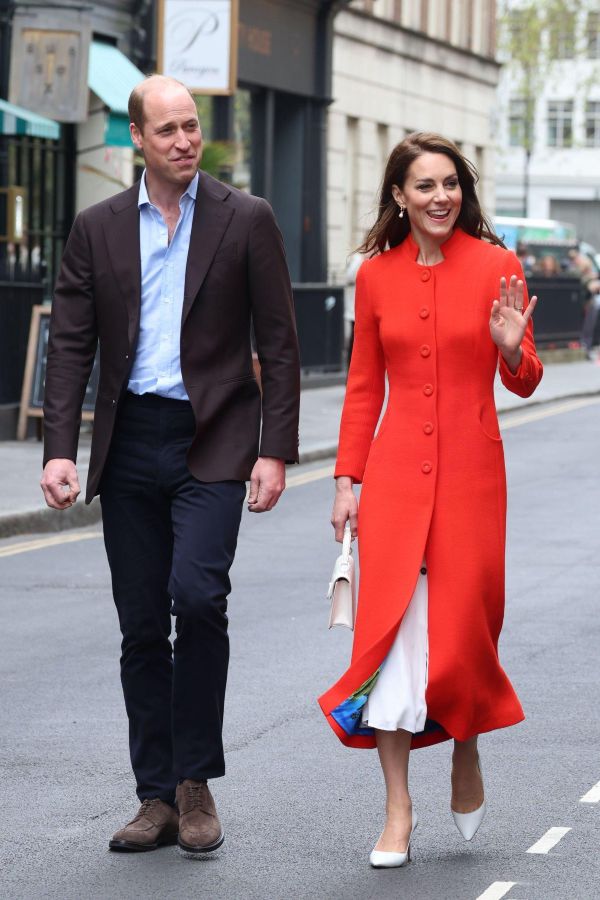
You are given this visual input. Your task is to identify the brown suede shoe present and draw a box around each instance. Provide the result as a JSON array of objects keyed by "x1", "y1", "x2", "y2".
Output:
[
  {"x1": 109, "y1": 798, "x2": 179, "y2": 852},
  {"x1": 176, "y1": 779, "x2": 224, "y2": 856}
]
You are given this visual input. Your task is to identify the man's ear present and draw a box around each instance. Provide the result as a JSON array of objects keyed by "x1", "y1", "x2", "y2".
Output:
[{"x1": 130, "y1": 123, "x2": 143, "y2": 151}]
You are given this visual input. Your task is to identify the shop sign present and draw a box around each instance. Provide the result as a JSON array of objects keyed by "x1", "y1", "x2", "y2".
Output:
[
  {"x1": 237, "y1": 0, "x2": 318, "y2": 98},
  {"x1": 158, "y1": 0, "x2": 238, "y2": 94},
  {"x1": 8, "y1": 13, "x2": 91, "y2": 123}
]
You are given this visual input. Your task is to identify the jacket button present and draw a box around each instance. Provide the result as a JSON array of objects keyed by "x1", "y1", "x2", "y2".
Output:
[
  {"x1": 419, "y1": 307, "x2": 429, "y2": 318},
  {"x1": 420, "y1": 269, "x2": 431, "y2": 282},
  {"x1": 421, "y1": 461, "x2": 432, "y2": 474},
  {"x1": 420, "y1": 566, "x2": 427, "y2": 575},
  {"x1": 423, "y1": 383, "x2": 434, "y2": 396},
  {"x1": 420, "y1": 344, "x2": 431, "y2": 357},
  {"x1": 111, "y1": 399, "x2": 116, "y2": 406},
  {"x1": 125, "y1": 354, "x2": 129, "y2": 360},
  {"x1": 423, "y1": 421, "x2": 434, "y2": 434}
]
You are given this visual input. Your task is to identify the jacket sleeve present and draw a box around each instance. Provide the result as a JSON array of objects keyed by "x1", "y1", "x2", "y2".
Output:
[
  {"x1": 334, "y1": 260, "x2": 385, "y2": 483},
  {"x1": 498, "y1": 252, "x2": 543, "y2": 398},
  {"x1": 43, "y1": 211, "x2": 97, "y2": 465},
  {"x1": 248, "y1": 197, "x2": 301, "y2": 463}
]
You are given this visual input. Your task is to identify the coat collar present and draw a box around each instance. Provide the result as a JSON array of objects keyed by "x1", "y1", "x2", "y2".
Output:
[
  {"x1": 103, "y1": 172, "x2": 235, "y2": 338},
  {"x1": 104, "y1": 184, "x2": 142, "y2": 347},
  {"x1": 401, "y1": 227, "x2": 470, "y2": 265},
  {"x1": 182, "y1": 171, "x2": 234, "y2": 324}
]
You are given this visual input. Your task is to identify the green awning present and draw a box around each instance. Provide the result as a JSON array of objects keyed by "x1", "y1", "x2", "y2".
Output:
[
  {"x1": 0, "y1": 98, "x2": 60, "y2": 139},
  {"x1": 88, "y1": 42, "x2": 145, "y2": 147}
]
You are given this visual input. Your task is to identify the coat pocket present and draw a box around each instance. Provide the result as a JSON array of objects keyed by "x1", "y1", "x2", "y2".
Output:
[
  {"x1": 478, "y1": 404, "x2": 502, "y2": 442},
  {"x1": 217, "y1": 373, "x2": 256, "y2": 386}
]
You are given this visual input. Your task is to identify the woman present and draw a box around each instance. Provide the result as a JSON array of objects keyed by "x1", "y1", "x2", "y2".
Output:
[
  {"x1": 535, "y1": 253, "x2": 561, "y2": 277},
  {"x1": 318, "y1": 133, "x2": 542, "y2": 867}
]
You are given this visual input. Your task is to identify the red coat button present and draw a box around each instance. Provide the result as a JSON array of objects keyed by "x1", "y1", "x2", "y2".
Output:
[
  {"x1": 419, "y1": 307, "x2": 430, "y2": 318},
  {"x1": 420, "y1": 270, "x2": 431, "y2": 282},
  {"x1": 421, "y1": 461, "x2": 432, "y2": 473},
  {"x1": 423, "y1": 384, "x2": 434, "y2": 396},
  {"x1": 420, "y1": 344, "x2": 431, "y2": 357},
  {"x1": 423, "y1": 422, "x2": 434, "y2": 434}
]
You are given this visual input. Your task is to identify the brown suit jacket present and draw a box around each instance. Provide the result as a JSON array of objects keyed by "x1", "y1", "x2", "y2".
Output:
[{"x1": 43, "y1": 172, "x2": 301, "y2": 503}]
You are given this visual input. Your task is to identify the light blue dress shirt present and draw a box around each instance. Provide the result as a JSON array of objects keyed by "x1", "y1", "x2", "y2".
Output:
[{"x1": 128, "y1": 170, "x2": 198, "y2": 400}]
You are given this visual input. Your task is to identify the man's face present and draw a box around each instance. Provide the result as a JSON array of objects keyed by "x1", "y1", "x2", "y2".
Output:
[{"x1": 130, "y1": 85, "x2": 202, "y2": 188}]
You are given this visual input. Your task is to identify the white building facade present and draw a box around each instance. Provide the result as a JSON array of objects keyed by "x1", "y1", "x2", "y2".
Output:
[
  {"x1": 496, "y1": 0, "x2": 600, "y2": 248},
  {"x1": 327, "y1": 0, "x2": 500, "y2": 281}
]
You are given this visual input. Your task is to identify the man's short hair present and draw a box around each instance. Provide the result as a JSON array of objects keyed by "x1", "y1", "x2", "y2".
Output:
[{"x1": 128, "y1": 75, "x2": 196, "y2": 132}]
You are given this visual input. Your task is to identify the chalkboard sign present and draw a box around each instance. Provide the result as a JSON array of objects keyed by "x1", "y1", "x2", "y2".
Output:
[{"x1": 18, "y1": 305, "x2": 98, "y2": 440}]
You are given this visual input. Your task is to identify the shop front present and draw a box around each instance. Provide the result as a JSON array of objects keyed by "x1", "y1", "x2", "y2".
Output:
[
  {"x1": 0, "y1": 0, "x2": 146, "y2": 436},
  {"x1": 206, "y1": 0, "x2": 344, "y2": 283}
]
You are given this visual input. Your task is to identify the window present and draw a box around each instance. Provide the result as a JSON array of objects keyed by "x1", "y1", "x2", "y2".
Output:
[
  {"x1": 548, "y1": 13, "x2": 575, "y2": 59},
  {"x1": 508, "y1": 8, "x2": 538, "y2": 44},
  {"x1": 585, "y1": 101, "x2": 600, "y2": 147},
  {"x1": 509, "y1": 98, "x2": 527, "y2": 147},
  {"x1": 1, "y1": 134, "x2": 71, "y2": 289},
  {"x1": 587, "y1": 12, "x2": 600, "y2": 59},
  {"x1": 345, "y1": 117, "x2": 359, "y2": 252},
  {"x1": 377, "y1": 122, "x2": 389, "y2": 175},
  {"x1": 547, "y1": 100, "x2": 573, "y2": 147}
]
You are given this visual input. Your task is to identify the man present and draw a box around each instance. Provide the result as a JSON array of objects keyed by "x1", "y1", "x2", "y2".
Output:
[{"x1": 40, "y1": 75, "x2": 300, "y2": 858}]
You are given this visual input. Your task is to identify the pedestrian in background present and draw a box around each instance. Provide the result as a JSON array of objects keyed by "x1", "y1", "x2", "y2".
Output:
[
  {"x1": 320, "y1": 132, "x2": 543, "y2": 867},
  {"x1": 515, "y1": 240, "x2": 535, "y2": 275},
  {"x1": 40, "y1": 75, "x2": 300, "y2": 858},
  {"x1": 344, "y1": 251, "x2": 363, "y2": 369},
  {"x1": 568, "y1": 247, "x2": 600, "y2": 360},
  {"x1": 533, "y1": 254, "x2": 561, "y2": 277}
]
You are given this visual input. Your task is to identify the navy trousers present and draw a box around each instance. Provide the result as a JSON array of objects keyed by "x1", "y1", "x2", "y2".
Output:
[{"x1": 100, "y1": 392, "x2": 245, "y2": 803}]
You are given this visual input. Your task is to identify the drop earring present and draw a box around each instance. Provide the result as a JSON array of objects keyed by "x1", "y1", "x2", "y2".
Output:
[{"x1": 398, "y1": 205, "x2": 405, "y2": 219}]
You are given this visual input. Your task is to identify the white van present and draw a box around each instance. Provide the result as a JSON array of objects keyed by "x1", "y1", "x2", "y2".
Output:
[{"x1": 493, "y1": 216, "x2": 577, "y2": 251}]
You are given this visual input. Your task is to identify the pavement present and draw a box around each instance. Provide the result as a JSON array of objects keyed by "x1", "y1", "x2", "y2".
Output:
[{"x1": 2, "y1": 356, "x2": 600, "y2": 538}]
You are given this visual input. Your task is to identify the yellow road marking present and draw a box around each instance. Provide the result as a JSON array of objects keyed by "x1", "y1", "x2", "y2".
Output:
[
  {"x1": 284, "y1": 396, "x2": 600, "y2": 489},
  {"x1": 287, "y1": 464, "x2": 334, "y2": 487},
  {"x1": 500, "y1": 395, "x2": 600, "y2": 429},
  {"x1": 2, "y1": 395, "x2": 598, "y2": 557},
  {"x1": 0, "y1": 530, "x2": 102, "y2": 558}
]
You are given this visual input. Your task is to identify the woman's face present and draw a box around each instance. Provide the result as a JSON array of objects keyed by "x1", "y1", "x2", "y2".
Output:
[
  {"x1": 540, "y1": 255, "x2": 558, "y2": 275},
  {"x1": 392, "y1": 152, "x2": 462, "y2": 246}
]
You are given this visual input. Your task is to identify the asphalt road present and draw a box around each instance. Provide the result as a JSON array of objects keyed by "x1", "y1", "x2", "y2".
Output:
[{"x1": 1, "y1": 397, "x2": 599, "y2": 900}]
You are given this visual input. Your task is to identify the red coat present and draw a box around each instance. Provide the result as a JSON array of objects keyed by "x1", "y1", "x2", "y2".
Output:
[{"x1": 318, "y1": 229, "x2": 543, "y2": 750}]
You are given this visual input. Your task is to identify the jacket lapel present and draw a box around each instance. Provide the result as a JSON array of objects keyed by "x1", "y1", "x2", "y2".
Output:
[
  {"x1": 103, "y1": 184, "x2": 141, "y2": 348},
  {"x1": 182, "y1": 172, "x2": 233, "y2": 324}
]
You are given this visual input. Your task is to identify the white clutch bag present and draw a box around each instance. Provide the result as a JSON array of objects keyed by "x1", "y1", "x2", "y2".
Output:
[{"x1": 327, "y1": 522, "x2": 357, "y2": 630}]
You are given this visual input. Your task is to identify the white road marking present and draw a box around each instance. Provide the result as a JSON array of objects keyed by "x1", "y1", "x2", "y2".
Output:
[
  {"x1": 0, "y1": 531, "x2": 102, "y2": 559},
  {"x1": 580, "y1": 779, "x2": 600, "y2": 803},
  {"x1": 476, "y1": 882, "x2": 517, "y2": 900},
  {"x1": 526, "y1": 826, "x2": 571, "y2": 854}
]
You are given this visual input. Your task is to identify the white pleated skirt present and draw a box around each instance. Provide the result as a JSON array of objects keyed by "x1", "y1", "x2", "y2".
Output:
[{"x1": 361, "y1": 565, "x2": 429, "y2": 734}]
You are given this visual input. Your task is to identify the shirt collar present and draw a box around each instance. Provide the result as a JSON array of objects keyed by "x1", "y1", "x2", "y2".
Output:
[{"x1": 138, "y1": 170, "x2": 199, "y2": 208}]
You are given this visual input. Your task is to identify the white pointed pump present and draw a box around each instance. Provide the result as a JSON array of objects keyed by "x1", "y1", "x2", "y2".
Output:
[
  {"x1": 369, "y1": 814, "x2": 418, "y2": 868},
  {"x1": 451, "y1": 756, "x2": 486, "y2": 841}
]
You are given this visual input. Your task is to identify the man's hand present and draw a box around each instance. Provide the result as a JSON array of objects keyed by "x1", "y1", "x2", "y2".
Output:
[
  {"x1": 40, "y1": 458, "x2": 81, "y2": 509},
  {"x1": 247, "y1": 457, "x2": 285, "y2": 513}
]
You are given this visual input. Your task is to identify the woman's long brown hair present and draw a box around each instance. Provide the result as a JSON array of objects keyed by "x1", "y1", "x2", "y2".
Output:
[{"x1": 358, "y1": 132, "x2": 505, "y2": 256}]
